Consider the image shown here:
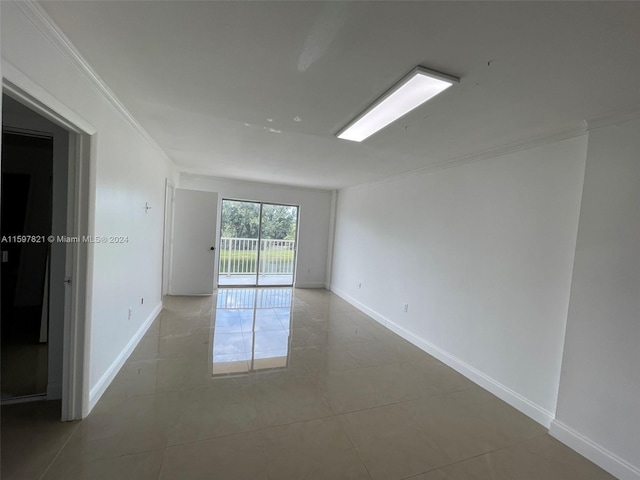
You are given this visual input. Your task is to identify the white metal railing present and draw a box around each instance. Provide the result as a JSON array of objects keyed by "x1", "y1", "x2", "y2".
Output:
[{"x1": 219, "y1": 237, "x2": 295, "y2": 276}]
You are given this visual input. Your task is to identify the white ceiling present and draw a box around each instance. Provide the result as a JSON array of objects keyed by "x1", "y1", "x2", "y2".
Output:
[{"x1": 40, "y1": 1, "x2": 640, "y2": 190}]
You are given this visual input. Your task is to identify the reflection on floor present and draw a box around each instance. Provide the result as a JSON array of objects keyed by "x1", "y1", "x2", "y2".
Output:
[
  {"x1": 213, "y1": 288, "x2": 292, "y2": 375},
  {"x1": 0, "y1": 288, "x2": 615, "y2": 480}
]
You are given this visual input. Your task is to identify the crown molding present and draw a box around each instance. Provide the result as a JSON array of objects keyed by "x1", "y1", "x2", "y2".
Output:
[
  {"x1": 342, "y1": 125, "x2": 589, "y2": 192},
  {"x1": 342, "y1": 102, "x2": 640, "y2": 193},
  {"x1": 586, "y1": 105, "x2": 640, "y2": 131},
  {"x1": 13, "y1": 0, "x2": 173, "y2": 165},
  {"x1": 180, "y1": 172, "x2": 334, "y2": 194}
]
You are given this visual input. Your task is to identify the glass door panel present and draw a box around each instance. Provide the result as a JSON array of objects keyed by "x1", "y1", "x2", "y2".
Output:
[
  {"x1": 258, "y1": 204, "x2": 298, "y2": 286},
  {"x1": 218, "y1": 200, "x2": 260, "y2": 286}
]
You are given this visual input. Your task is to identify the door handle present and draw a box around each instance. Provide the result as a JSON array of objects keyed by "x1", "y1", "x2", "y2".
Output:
[{"x1": 210, "y1": 246, "x2": 215, "y2": 251}]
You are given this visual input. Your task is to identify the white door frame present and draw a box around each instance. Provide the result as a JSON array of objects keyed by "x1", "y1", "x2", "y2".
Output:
[
  {"x1": 161, "y1": 179, "x2": 175, "y2": 296},
  {"x1": 3, "y1": 71, "x2": 95, "y2": 421}
]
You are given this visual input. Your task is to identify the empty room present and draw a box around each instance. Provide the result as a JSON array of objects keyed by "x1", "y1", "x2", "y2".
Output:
[{"x1": 1, "y1": 1, "x2": 639, "y2": 480}]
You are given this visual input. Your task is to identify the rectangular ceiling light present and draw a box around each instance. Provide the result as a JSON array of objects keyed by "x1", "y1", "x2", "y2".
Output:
[{"x1": 337, "y1": 66, "x2": 459, "y2": 142}]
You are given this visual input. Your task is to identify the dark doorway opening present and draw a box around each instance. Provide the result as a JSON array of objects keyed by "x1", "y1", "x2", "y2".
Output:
[{"x1": 1, "y1": 131, "x2": 54, "y2": 401}]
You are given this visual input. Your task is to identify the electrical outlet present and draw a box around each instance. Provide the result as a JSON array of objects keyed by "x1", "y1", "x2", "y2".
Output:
[
  {"x1": 403, "y1": 304, "x2": 409, "y2": 313},
  {"x1": 128, "y1": 307, "x2": 133, "y2": 320}
]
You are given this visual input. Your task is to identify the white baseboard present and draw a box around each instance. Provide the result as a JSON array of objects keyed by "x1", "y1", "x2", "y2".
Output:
[
  {"x1": 330, "y1": 285, "x2": 555, "y2": 428},
  {"x1": 295, "y1": 282, "x2": 326, "y2": 289},
  {"x1": 330, "y1": 286, "x2": 389, "y2": 327},
  {"x1": 88, "y1": 302, "x2": 162, "y2": 412},
  {"x1": 550, "y1": 421, "x2": 640, "y2": 480}
]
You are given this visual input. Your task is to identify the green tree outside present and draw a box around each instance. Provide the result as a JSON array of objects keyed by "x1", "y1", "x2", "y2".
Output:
[{"x1": 221, "y1": 200, "x2": 297, "y2": 243}]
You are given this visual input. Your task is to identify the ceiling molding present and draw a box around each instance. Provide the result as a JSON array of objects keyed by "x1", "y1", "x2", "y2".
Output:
[
  {"x1": 13, "y1": 0, "x2": 173, "y2": 165},
  {"x1": 180, "y1": 172, "x2": 334, "y2": 194},
  {"x1": 586, "y1": 105, "x2": 640, "y2": 131},
  {"x1": 341, "y1": 125, "x2": 589, "y2": 192}
]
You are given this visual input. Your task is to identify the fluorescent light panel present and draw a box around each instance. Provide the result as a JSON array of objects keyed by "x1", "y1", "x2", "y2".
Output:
[{"x1": 337, "y1": 66, "x2": 459, "y2": 142}]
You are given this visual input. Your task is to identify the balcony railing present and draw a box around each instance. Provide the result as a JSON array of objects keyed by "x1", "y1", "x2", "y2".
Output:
[{"x1": 219, "y1": 237, "x2": 295, "y2": 276}]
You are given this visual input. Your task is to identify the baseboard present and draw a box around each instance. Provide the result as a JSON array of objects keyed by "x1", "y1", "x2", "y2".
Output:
[
  {"x1": 329, "y1": 286, "x2": 389, "y2": 326},
  {"x1": 550, "y1": 421, "x2": 640, "y2": 480},
  {"x1": 88, "y1": 302, "x2": 162, "y2": 412},
  {"x1": 295, "y1": 282, "x2": 326, "y2": 289},
  {"x1": 386, "y1": 319, "x2": 555, "y2": 427},
  {"x1": 330, "y1": 285, "x2": 555, "y2": 428}
]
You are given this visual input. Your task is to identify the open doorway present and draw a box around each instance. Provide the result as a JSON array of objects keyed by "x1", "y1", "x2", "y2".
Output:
[
  {"x1": 1, "y1": 96, "x2": 68, "y2": 405},
  {"x1": 218, "y1": 199, "x2": 299, "y2": 287},
  {"x1": 1, "y1": 131, "x2": 54, "y2": 402},
  {"x1": 0, "y1": 84, "x2": 91, "y2": 421}
]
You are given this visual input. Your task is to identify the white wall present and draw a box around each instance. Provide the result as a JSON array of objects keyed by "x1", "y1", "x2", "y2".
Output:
[
  {"x1": 331, "y1": 136, "x2": 587, "y2": 426},
  {"x1": 2, "y1": 2, "x2": 177, "y2": 412},
  {"x1": 551, "y1": 117, "x2": 640, "y2": 480},
  {"x1": 180, "y1": 173, "x2": 333, "y2": 288}
]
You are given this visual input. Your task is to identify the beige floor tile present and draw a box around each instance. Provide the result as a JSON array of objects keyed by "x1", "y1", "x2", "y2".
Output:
[
  {"x1": 326, "y1": 341, "x2": 403, "y2": 371},
  {"x1": 290, "y1": 325, "x2": 329, "y2": 347},
  {"x1": 385, "y1": 336, "x2": 437, "y2": 364},
  {"x1": 0, "y1": 401, "x2": 79, "y2": 480},
  {"x1": 153, "y1": 355, "x2": 252, "y2": 392},
  {"x1": 163, "y1": 295, "x2": 208, "y2": 317},
  {"x1": 127, "y1": 333, "x2": 160, "y2": 362},
  {"x1": 408, "y1": 435, "x2": 616, "y2": 480},
  {"x1": 99, "y1": 358, "x2": 161, "y2": 402},
  {"x1": 318, "y1": 363, "x2": 421, "y2": 413},
  {"x1": 404, "y1": 387, "x2": 545, "y2": 462},
  {"x1": 167, "y1": 384, "x2": 259, "y2": 445},
  {"x1": 159, "y1": 313, "x2": 210, "y2": 338},
  {"x1": 251, "y1": 372, "x2": 332, "y2": 427},
  {"x1": 295, "y1": 340, "x2": 403, "y2": 373},
  {"x1": 53, "y1": 392, "x2": 179, "y2": 464},
  {"x1": 160, "y1": 431, "x2": 269, "y2": 480},
  {"x1": 397, "y1": 359, "x2": 476, "y2": 397},
  {"x1": 290, "y1": 312, "x2": 330, "y2": 329},
  {"x1": 290, "y1": 344, "x2": 332, "y2": 374},
  {"x1": 42, "y1": 450, "x2": 164, "y2": 480},
  {"x1": 3, "y1": 289, "x2": 615, "y2": 480},
  {"x1": 261, "y1": 417, "x2": 371, "y2": 480},
  {"x1": 326, "y1": 324, "x2": 380, "y2": 345},
  {"x1": 158, "y1": 331, "x2": 211, "y2": 360},
  {"x1": 340, "y1": 403, "x2": 452, "y2": 480}
]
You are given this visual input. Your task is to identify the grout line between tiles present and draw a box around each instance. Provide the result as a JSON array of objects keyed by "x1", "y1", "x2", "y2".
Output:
[
  {"x1": 397, "y1": 431, "x2": 553, "y2": 480},
  {"x1": 38, "y1": 420, "x2": 82, "y2": 480}
]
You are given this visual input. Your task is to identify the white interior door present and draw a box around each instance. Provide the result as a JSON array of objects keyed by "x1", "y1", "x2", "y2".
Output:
[{"x1": 170, "y1": 188, "x2": 218, "y2": 295}]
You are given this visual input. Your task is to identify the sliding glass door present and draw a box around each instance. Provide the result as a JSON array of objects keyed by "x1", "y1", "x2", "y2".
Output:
[
  {"x1": 258, "y1": 203, "x2": 298, "y2": 286},
  {"x1": 218, "y1": 199, "x2": 298, "y2": 287}
]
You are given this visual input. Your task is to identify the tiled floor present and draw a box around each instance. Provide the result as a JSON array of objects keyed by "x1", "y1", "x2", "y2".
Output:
[{"x1": 1, "y1": 288, "x2": 615, "y2": 480}]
